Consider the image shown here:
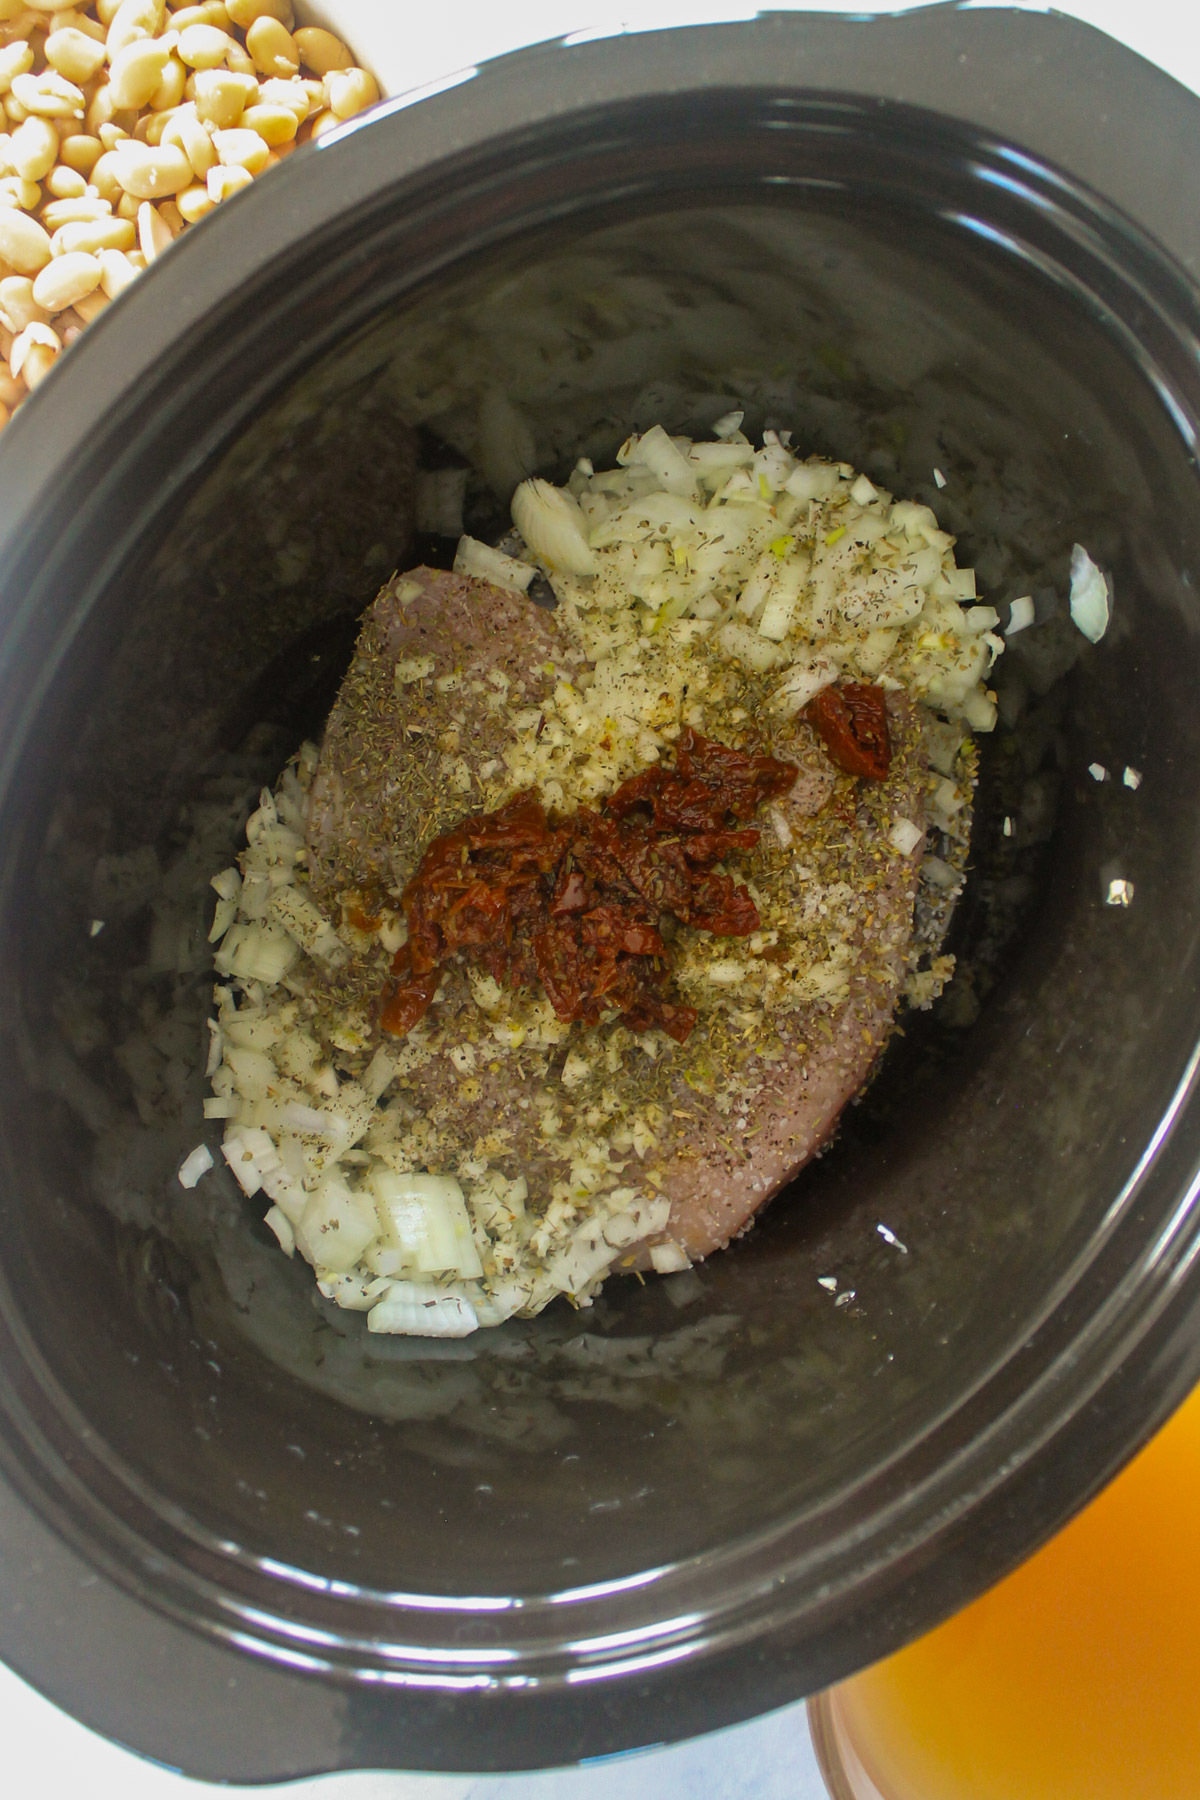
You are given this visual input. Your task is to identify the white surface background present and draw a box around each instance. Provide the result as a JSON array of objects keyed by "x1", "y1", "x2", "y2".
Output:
[{"x1": 3, "y1": 1, "x2": 1197, "y2": 1793}]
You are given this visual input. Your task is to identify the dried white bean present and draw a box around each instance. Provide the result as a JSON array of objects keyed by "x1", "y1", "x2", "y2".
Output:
[
  {"x1": 11, "y1": 70, "x2": 85, "y2": 119},
  {"x1": 50, "y1": 214, "x2": 133, "y2": 253},
  {"x1": 21, "y1": 341, "x2": 56, "y2": 387},
  {"x1": 0, "y1": 203, "x2": 50, "y2": 269},
  {"x1": 58, "y1": 131, "x2": 103, "y2": 172},
  {"x1": 70, "y1": 284, "x2": 109, "y2": 321},
  {"x1": 0, "y1": 271, "x2": 46, "y2": 328},
  {"x1": 292, "y1": 26, "x2": 349, "y2": 77},
  {"x1": 9, "y1": 113, "x2": 57, "y2": 178},
  {"x1": 162, "y1": 108, "x2": 213, "y2": 176},
  {"x1": 0, "y1": 41, "x2": 34, "y2": 96},
  {"x1": 0, "y1": 172, "x2": 41, "y2": 207},
  {"x1": 254, "y1": 75, "x2": 306, "y2": 120},
  {"x1": 176, "y1": 22, "x2": 234, "y2": 68},
  {"x1": 169, "y1": 3, "x2": 230, "y2": 27},
  {"x1": 45, "y1": 161, "x2": 87, "y2": 196},
  {"x1": 0, "y1": 0, "x2": 375, "y2": 437},
  {"x1": 97, "y1": 243, "x2": 137, "y2": 293},
  {"x1": 87, "y1": 148, "x2": 123, "y2": 201},
  {"x1": 54, "y1": 10, "x2": 108, "y2": 43},
  {"x1": 135, "y1": 102, "x2": 175, "y2": 143},
  {"x1": 10, "y1": 316, "x2": 59, "y2": 378},
  {"x1": 326, "y1": 67, "x2": 377, "y2": 123},
  {"x1": 111, "y1": 137, "x2": 190, "y2": 195},
  {"x1": 135, "y1": 194, "x2": 170, "y2": 257},
  {"x1": 239, "y1": 99, "x2": 293, "y2": 145},
  {"x1": 211, "y1": 123, "x2": 264, "y2": 172},
  {"x1": 31, "y1": 245, "x2": 99, "y2": 307},
  {"x1": 191, "y1": 66, "x2": 254, "y2": 126},
  {"x1": 205, "y1": 158, "x2": 248, "y2": 201},
  {"x1": 148, "y1": 50, "x2": 185, "y2": 111},
  {"x1": 244, "y1": 14, "x2": 294, "y2": 77},
  {"x1": 175, "y1": 177, "x2": 210, "y2": 220},
  {"x1": 41, "y1": 193, "x2": 111, "y2": 225},
  {"x1": 44, "y1": 26, "x2": 107, "y2": 83},
  {"x1": 105, "y1": 0, "x2": 164, "y2": 60},
  {"x1": 84, "y1": 85, "x2": 122, "y2": 135},
  {"x1": 108, "y1": 34, "x2": 172, "y2": 108},
  {"x1": 225, "y1": 0, "x2": 291, "y2": 28}
]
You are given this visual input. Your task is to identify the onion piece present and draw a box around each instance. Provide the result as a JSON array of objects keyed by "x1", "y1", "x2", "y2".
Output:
[
  {"x1": 295, "y1": 1174, "x2": 378, "y2": 1275},
  {"x1": 1069, "y1": 543, "x2": 1110, "y2": 642},
  {"x1": 889, "y1": 818, "x2": 925, "y2": 857},
  {"x1": 769, "y1": 653, "x2": 838, "y2": 717},
  {"x1": 177, "y1": 1143, "x2": 213, "y2": 1189},
  {"x1": 367, "y1": 1282, "x2": 480, "y2": 1337},
  {"x1": 650, "y1": 1242, "x2": 692, "y2": 1274},
  {"x1": 620, "y1": 424, "x2": 699, "y2": 499},
  {"x1": 453, "y1": 534, "x2": 534, "y2": 593},
  {"x1": 1006, "y1": 594, "x2": 1035, "y2": 635},
  {"x1": 369, "y1": 1170, "x2": 484, "y2": 1280},
  {"x1": 511, "y1": 477, "x2": 597, "y2": 576},
  {"x1": 263, "y1": 1206, "x2": 295, "y2": 1256}
]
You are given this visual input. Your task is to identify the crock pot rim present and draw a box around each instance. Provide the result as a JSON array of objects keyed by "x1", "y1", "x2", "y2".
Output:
[{"x1": 2, "y1": 6, "x2": 1200, "y2": 1779}]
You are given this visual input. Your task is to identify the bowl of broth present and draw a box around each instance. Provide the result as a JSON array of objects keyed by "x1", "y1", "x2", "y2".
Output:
[{"x1": 2, "y1": 4, "x2": 1200, "y2": 1781}]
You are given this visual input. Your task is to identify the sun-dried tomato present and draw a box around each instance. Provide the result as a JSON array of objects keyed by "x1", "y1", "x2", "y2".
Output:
[
  {"x1": 379, "y1": 730, "x2": 798, "y2": 1043},
  {"x1": 806, "y1": 682, "x2": 891, "y2": 781},
  {"x1": 379, "y1": 946, "x2": 442, "y2": 1038}
]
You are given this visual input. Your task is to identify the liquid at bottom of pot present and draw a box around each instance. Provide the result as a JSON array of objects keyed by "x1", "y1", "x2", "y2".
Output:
[{"x1": 809, "y1": 1380, "x2": 1200, "y2": 1800}]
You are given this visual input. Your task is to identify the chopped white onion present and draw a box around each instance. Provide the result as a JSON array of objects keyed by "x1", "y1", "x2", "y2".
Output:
[
  {"x1": 767, "y1": 803, "x2": 794, "y2": 851},
  {"x1": 263, "y1": 1205, "x2": 295, "y2": 1256},
  {"x1": 649, "y1": 1242, "x2": 692, "y2": 1274},
  {"x1": 1069, "y1": 543, "x2": 1110, "y2": 642},
  {"x1": 210, "y1": 866, "x2": 242, "y2": 902},
  {"x1": 920, "y1": 856, "x2": 960, "y2": 890},
  {"x1": 889, "y1": 818, "x2": 925, "y2": 857},
  {"x1": 393, "y1": 653, "x2": 436, "y2": 685},
  {"x1": 620, "y1": 425, "x2": 699, "y2": 499},
  {"x1": 368, "y1": 1170, "x2": 484, "y2": 1280},
  {"x1": 177, "y1": 1143, "x2": 214, "y2": 1189},
  {"x1": 453, "y1": 534, "x2": 535, "y2": 593},
  {"x1": 317, "y1": 1271, "x2": 393, "y2": 1311},
  {"x1": 511, "y1": 477, "x2": 597, "y2": 576},
  {"x1": 1005, "y1": 594, "x2": 1035, "y2": 635},
  {"x1": 295, "y1": 1174, "x2": 378, "y2": 1275},
  {"x1": 221, "y1": 1126, "x2": 279, "y2": 1198},
  {"x1": 367, "y1": 1281, "x2": 479, "y2": 1337},
  {"x1": 361, "y1": 1048, "x2": 396, "y2": 1100},
  {"x1": 964, "y1": 605, "x2": 1000, "y2": 633},
  {"x1": 203, "y1": 1096, "x2": 240, "y2": 1119},
  {"x1": 208, "y1": 896, "x2": 238, "y2": 945},
  {"x1": 213, "y1": 920, "x2": 300, "y2": 985},
  {"x1": 268, "y1": 886, "x2": 348, "y2": 967},
  {"x1": 769, "y1": 654, "x2": 837, "y2": 717}
]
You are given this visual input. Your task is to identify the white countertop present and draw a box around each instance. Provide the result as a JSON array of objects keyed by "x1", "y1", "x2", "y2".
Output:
[{"x1": 2, "y1": 1, "x2": 1197, "y2": 1793}]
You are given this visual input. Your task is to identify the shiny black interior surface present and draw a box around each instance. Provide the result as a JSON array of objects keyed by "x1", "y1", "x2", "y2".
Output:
[{"x1": 2, "y1": 12, "x2": 1200, "y2": 1780}]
